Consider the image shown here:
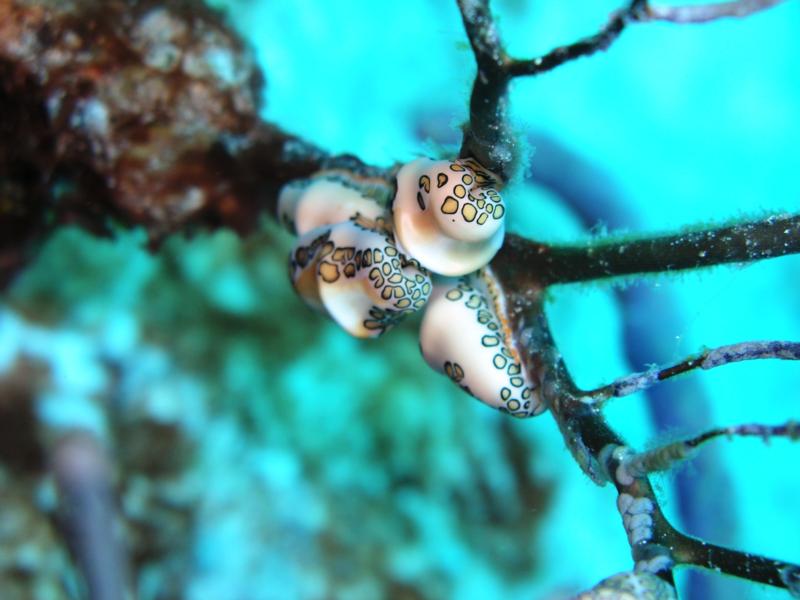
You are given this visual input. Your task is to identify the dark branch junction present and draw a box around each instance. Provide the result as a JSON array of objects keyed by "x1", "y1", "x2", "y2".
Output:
[{"x1": 460, "y1": 0, "x2": 800, "y2": 596}]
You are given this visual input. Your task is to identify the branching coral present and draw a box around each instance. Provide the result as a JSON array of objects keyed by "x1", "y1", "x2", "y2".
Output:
[
  {"x1": 1, "y1": 0, "x2": 799, "y2": 598},
  {"x1": 452, "y1": 1, "x2": 800, "y2": 596},
  {"x1": 271, "y1": 0, "x2": 800, "y2": 596}
]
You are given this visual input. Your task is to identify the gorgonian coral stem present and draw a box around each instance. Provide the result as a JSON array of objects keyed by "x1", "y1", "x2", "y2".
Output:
[
  {"x1": 673, "y1": 534, "x2": 800, "y2": 593},
  {"x1": 456, "y1": 0, "x2": 783, "y2": 181},
  {"x1": 496, "y1": 213, "x2": 800, "y2": 286},
  {"x1": 497, "y1": 261, "x2": 800, "y2": 595},
  {"x1": 456, "y1": 0, "x2": 507, "y2": 72}
]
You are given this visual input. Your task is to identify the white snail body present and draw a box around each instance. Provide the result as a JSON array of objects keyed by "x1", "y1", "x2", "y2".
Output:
[
  {"x1": 393, "y1": 157, "x2": 506, "y2": 276},
  {"x1": 419, "y1": 268, "x2": 543, "y2": 417},
  {"x1": 278, "y1": 171, "x2": 389, "y2": 235},
  {"x1": 289, "y1": 217, "x2": 431, "y2": 338}
]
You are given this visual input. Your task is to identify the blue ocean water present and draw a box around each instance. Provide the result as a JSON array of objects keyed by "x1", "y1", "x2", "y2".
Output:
[{"x1": 2, "y1": 1, "x2": 799, "y2": 599}]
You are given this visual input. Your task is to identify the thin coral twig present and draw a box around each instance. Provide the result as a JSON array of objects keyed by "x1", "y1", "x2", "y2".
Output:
[
  {"x1": 615, "y1": 421, "x2": 800, "y2": 481},
  {"x1": 506, "y1": 2, "x2": 645, "y2": 78},
  {"x1": 644, "y1": 0, "x2": 788, "y2": 24},
  {"x1": 492, "y1": 259, "x2": 800, "y2": 594},
  {"x1": 582, "y1": 341, "x2": 800, "y2": 401},
  {"x1": 455, "y1": 0, "x2": 783, "y2": 178},
  {"x1": 455, "y1": 0, "x2": 646, "y2": 178}
]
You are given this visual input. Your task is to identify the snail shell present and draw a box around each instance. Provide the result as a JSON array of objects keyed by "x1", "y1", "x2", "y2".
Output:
[
  {"x1": 289, "y1": 217, "x2": 432, "y2": 338},
  {"x1": 393, "y1": 157, "x2": 506, "y2": 276},
  {"x1": 418, "y1": 268, "x2": 543, "y2": 417}
]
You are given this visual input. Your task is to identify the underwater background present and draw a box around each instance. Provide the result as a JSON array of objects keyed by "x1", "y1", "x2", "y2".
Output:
[{"x1": 0, "y1": 0, "x2": 799, "y2": 598}]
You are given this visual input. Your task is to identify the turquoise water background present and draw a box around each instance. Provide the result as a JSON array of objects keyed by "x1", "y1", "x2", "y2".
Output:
[
  {"x1": 2, "y1": 1, "x2": 799, "y2": 598},
  {"x1": 230, "y1": 1, "x2": 800, "y2": 596}
]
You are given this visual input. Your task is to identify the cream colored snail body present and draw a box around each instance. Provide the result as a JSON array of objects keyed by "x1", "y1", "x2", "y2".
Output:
[
  {"x1": 277, "y1": 170, "x2": 389, "y2": 235},
  {"x1": 418, "y1": 268, "x2": 543, "y2": 418},
  {"x1": 393, "y1": 157, "x2": 506, "y2": 276},
  {"x1": 289, "y1": 217, "x2": 431, "y2": 338}
]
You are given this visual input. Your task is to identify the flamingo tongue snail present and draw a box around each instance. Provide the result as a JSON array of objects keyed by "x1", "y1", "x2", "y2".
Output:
[
  {"x1": 392, "y1": 157, "x2": 506, "y2": 277},
  {"x1": 288, "y1": 217, "x2": 432, "y2": 339},
  {"x1": 418, "y1": 270, "x2": 543, "y2": 418},
  {"x1": 277, "y1": 157, "x2": 543, "y2": 416}
]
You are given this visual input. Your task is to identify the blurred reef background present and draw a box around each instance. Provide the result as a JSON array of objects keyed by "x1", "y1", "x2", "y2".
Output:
[{"x1": 0, "y1": 1, "x2": 799, "y2": 599}]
